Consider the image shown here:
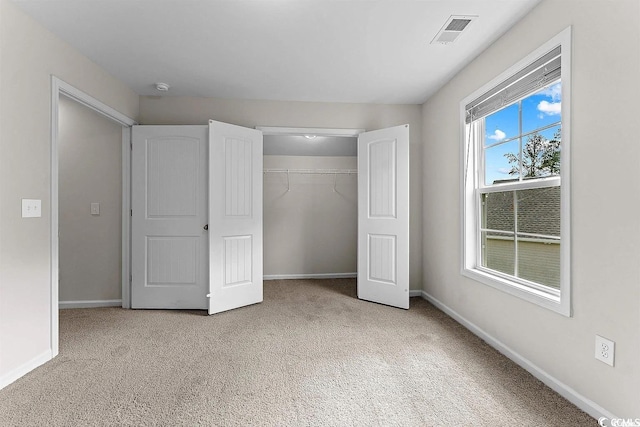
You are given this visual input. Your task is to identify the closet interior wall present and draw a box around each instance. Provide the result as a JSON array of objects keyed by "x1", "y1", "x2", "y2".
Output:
[
  {"x1": 263, "y1": 155, "x2": 357, "y2": 278},
  {"x1": 58, "y1": 95, "x2": 123, "y2": 305}
]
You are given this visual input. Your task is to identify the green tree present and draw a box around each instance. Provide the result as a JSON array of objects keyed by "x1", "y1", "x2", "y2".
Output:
[{"x1": 504, "y1": 129, "x2": 561, "y2": 178}]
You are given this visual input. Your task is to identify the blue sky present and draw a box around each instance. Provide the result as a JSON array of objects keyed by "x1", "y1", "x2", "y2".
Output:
[{"x1": 484, "y1": 82, "x2": 561, "y2": 185}]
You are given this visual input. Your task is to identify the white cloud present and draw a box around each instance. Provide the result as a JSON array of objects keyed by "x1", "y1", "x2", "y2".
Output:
[
  {"x1": 497, "y1": 167, "x2": 511, "y2": 174},
  {"x1": 537, "y1": 100, "x2": 561, "y2": 116},
  {"x1": 539, "y1": 83, "x2": 561, "y2": 101},
  {"x1": 487, "y1": 129, "x2": 506, "y2": 141}
]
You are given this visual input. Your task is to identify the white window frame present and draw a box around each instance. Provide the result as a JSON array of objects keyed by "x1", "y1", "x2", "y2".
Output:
[{"x1": 460, "y1": 27, "x2": 572, "y2": 316}]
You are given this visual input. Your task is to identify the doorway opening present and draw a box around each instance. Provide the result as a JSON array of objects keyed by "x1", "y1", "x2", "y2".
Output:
[
  {"x1": 260, "y1": 127, "x2": 362, "y2": 281},
  {"x1": 50, "y1": 77, "x2": 136, "y2": 357},
  {"x1": 58, "y1": 96, "x2": 124, "y2": 309},
  {"x1": 258, "y1": 124, "x2": 410, "y2": 310}
]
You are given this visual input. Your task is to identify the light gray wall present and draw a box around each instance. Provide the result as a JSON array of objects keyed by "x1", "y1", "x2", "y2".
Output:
[
  {"x1": 421, "y1": 0, "x2": 639, "y2": 417},
  {"x1": 0, "y1": 0, "x2": 138, "y2": 382},
  {"x1": 58, "y1": 96, "x2": 123, "y2": 303},
  {"x1": 140, "y1": 97, "x2": 423, "y2": 290},
  {"x1": 264, "y1": 155, "x2": 357, "y2": 277}
]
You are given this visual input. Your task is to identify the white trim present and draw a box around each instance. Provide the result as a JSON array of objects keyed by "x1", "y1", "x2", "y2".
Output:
[
  {"x1": 256, "y1": 126, "x2": 364, "y2": 137},
  {"x1": 420, "y1": 291, "x2": 616, "y2": 421},
  {"x1": 50, "y1": 76, "x2": 137, "y2": 362},
  {"x1": 264, "y1": 272, "x2": 357, "y2": 280},
  {"x1": 59, "y1": 299, "x2": 122, "y2": 309},
  {"x1": 462, "y1": 268, "x2": 563, "y2": 313},
  {"x1": 558, "y1": 27, "x2": 572, "y2": 318},
  {"x1": 54, "y1": 78, "x2": 136, "y2": 128},
  {"x1": 0, "y1": 350, "x2": 52, "y2": 390},
  {"x1": 459, "y1": 27, "x2": 572, "y2": 317},
  {"x1": 50, "y1": 78, "x2": 60, "y2": 358},
  {"x1": 479, "y1": 176, "x2": 560, "y2": 193},
  {"x1": 408, "y1": 290, "x2": 422, "y2": 297},
  {"x1": 121, "y1": 127, "x2": 132, "y2": 309}
]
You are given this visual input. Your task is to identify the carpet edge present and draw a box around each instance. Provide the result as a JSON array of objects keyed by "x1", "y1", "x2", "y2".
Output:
[
  {"x1": 420, "y1": 290, "x2": 617, "y2": 422},
  {"x1": 264, "y1": 273, "x2": 357, "y2": 280}
]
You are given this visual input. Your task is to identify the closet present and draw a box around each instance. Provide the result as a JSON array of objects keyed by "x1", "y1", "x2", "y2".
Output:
[
  {"x1": 262, "y1": 134, "x2": 358, "y2": 280},
  {"x1": 129, "y1": 122, "x2": 409, "y2": 313}
]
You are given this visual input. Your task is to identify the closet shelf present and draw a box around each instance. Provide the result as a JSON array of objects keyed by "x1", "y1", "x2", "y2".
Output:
[{"x1": 264, "y1": 168, "x2": 357, "y2": 192}]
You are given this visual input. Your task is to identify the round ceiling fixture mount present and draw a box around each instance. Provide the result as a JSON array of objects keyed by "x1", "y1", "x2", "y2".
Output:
[{"x1": 155, "y1": 82, "x2": 170, "y2": 92}]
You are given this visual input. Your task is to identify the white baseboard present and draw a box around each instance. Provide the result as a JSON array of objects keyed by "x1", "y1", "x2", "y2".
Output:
[
  {"x1": 0, "y1": 349, "x2": 52, "y2": 390},
  {"x1": 409, "y1": 290, "x2": 422, "y2": 297},
  {"x1": 420, "y1": 290, "x2": 616, "y2": 421},
  {"x1": 264, "y1": 273, "x2": 357, "y2": 280},
  {"x1": 59, "y1": 299, "x2": 122, "y2": 309}
]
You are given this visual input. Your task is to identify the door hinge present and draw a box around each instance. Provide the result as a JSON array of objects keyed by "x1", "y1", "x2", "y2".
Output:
[
  {"x1": 130, "y1": 209, "x2": 133, "y2": 217},
  {"x1": 130, "y1": 142, "x2": 133, "y2": 150}
]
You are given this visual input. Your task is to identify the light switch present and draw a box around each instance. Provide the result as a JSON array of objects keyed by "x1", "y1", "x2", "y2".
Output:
[
  {"x1": 91, "y1": 203, "x2": 100, "y2": 215},
  {"x1": 22, "y1": 199, "x2": 42, "y2": 218}
]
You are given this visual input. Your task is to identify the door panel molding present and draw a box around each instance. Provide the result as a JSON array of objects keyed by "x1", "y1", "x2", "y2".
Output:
[
  {"x1": 357, "y1": 124, "x2": 409, "y2": 309},
  {"x1": 131, "y1": 125, "x2": 208, "y2": 309},
  {"x1": 208, "y1": 120, "x2": 264, "y2": 314}
]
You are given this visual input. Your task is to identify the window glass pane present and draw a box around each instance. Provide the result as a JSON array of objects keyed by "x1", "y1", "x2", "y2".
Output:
[
  {"x1": 482, "y1": 191, "x2": 514, "y2": 233},
  {"x1": 522, "y1": 81, "x2": 562, "y2": 135},
  {"x1": 482, "y1": 231, "x2": 514, "y2": 276},
  {"x1": 516, "y1": 187, "x2": 561, "y2": 237},
  {"x1": 517, "y1": 237, "x2": 560, "y2": 289},
  {"x1": 520, "y1": 125, "x2": 561, "y2": 179},
  {"x1": 485, "y1": 103, "x2": 519, "y2": 145},
  {"x1": 484, "y1": 139, "x2": 520, "y2": 185}
]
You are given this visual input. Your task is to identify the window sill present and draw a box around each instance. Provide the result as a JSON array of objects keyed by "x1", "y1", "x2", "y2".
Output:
[{"x1": 461, "y1": 267, "x2": 570, "y2": 317}]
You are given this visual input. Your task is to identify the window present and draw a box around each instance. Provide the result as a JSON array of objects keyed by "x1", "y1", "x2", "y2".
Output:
[{"x1": 461, "y1": 28, "x2": 571, "y2": 315}]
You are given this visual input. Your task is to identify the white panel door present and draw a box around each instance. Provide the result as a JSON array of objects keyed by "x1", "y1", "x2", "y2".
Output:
[
  {"x1": 357, "y1": 125, "x2": 409, "y2": 309},
  {"x1": 208, "y1": 120, "x2": 263, "y2": 314},
  {"x1": 131, "y1": 126, "x2": 208, "y2": 309}
]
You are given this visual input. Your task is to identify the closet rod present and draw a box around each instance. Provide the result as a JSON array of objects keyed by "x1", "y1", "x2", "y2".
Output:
[{"x1": 263, "y1": 168, "x2": 358, "y2": 175}]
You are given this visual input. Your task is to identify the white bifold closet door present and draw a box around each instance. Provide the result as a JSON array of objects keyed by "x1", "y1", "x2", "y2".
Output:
[
  {"x1": 131, "y1": 122, "x2": 264, "y2": 313},
  {"x1": 357, "y1": 124, "x2": 410, "y2": 309},
  {"x1": 131, "y1": 125, "x2": 209, "y2": 309},
  {"x1": 208, "y1": 120, "x2": 264, "y2": 314}
]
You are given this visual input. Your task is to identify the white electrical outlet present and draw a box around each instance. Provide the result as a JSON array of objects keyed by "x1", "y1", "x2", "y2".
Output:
[
  {"x1": 595, "y1": 335, "x2": 615, "y2": 367},
  {"x1": 90, "y1": 202, "x2": 100, "y2": 215},
  {"x1": 21, "y1": 199, "x2": 42, "y2": 218}
]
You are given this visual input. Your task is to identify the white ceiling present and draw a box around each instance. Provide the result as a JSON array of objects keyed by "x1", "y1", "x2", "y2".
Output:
[{"x1": 12, "y1": 0, "x2": 541, "y2": 104}]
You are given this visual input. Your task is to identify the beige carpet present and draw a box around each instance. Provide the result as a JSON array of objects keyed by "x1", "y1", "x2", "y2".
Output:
[{"x1": 0, "y1": 279, "x2": 594, "y2": 426}]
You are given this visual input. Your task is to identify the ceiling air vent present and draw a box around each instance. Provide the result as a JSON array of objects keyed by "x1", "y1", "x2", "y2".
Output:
[{"x1": 431, "y1": 15, "x2": 477, "y2": 45}]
